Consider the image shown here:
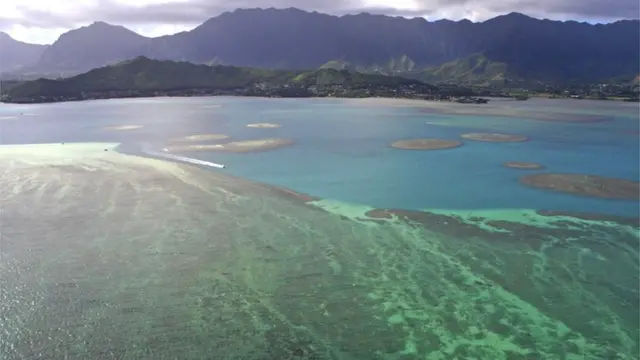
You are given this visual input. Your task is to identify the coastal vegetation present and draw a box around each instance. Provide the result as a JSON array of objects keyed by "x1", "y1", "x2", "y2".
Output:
[
  {"x1": 0, "y1": 57, "x2": 448, "y2": 104},
  {"x1": 1, "y1": 56, "x2": 637, "y2": 104}
]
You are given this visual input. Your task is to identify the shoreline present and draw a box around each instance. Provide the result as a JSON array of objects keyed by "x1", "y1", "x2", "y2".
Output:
[
  {"x1": 3, "y1": 93, "x2": 638, "y2": 106},
  {"x1": 1, "y1": 94, "x2": 457, "y2": 106}
]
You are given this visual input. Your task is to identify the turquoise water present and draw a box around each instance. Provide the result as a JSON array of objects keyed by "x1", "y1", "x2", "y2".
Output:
[
  {"x1": 1, "y1": 97, "x2": 638, "y2": 215},
  {"x1": 0, "y1": 97, "x2": 638, "y2": 359}
]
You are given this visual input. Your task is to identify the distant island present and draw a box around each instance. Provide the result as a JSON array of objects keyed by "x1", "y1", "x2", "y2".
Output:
[{"x1": 1, "y1": 57, "x2": 482, "y2": 104}]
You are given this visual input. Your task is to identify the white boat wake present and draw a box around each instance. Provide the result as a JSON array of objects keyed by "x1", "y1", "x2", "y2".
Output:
[{"x1": 139, "y1": 143, "x2": 226, "y2": 169}]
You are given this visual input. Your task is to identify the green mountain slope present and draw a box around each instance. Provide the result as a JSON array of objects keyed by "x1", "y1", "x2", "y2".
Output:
[
  {"x1": 417, "y1": 54, "x2": 511, "y2": 85},
  {"x1": 5, "y1": 57, "x2": 293, "y2": 99},
  {"x1": 2, "y1": 57, "x2": 439, "y2": 103},
  {"x1": 292, "y1": 68, "x2": 428, "y2": 88},
  {"x1": 320, "y1": 54, "x2": 513, "y2": 86}
]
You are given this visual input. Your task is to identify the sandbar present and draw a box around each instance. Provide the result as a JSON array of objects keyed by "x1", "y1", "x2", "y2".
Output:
[
  {"x1": 104, "y1": 125, "x2": 143, "y2": 131},
  {"x1": 503, "y1": 161, "x2": 544, "y2": 170},
  {"x1": 167, "y1": 138, "x2": 294, "y2": 153},
  {"x1": 173, "y1": 134, "x2": 230, "y2": 142},
  {"x1": 246, "y1": 123, "x2": 282, "y2": 128},
  {"x1": 520, "y1": 173, "x2": 640, "y2": 200},
  {"x1": 461, "y1": 133, "x2": 529, "y2": 142},
  {"x1": 391, "y1": 138, "x2": 463, "y2": 150}
]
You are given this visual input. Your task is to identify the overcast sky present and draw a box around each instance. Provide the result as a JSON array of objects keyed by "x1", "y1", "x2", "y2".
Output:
[{"x1": 1, "y1": 0, "x2": 638, "y2": 44}]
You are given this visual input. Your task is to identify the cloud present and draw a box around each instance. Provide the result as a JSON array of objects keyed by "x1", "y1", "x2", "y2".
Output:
[
  {"x1": 1, "y1": 0, "x2": 638, "y2": 44},
  {"x1": 410, "y1": 0, "x2": 640, "y2": 20}
]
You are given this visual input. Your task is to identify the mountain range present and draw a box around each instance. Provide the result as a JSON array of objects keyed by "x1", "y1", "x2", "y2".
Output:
[
  {"x1": 0, "y1": 32, "x2": 48, "y2": 72},
  {"x1": 1, "y1": 8, "x2": 638, "y2": 85}
]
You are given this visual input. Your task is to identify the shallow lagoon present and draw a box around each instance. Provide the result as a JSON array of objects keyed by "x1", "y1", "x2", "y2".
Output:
[
  {"x1": 0, "y1": 97, "x2": 638, "y2": 359},
  {"x1": 1, "y1": 97, "x2": 638, "y2": 215}
]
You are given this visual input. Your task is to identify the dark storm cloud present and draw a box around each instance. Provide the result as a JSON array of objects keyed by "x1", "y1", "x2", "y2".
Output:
[{"x1": 4, "y1": 0, "x2": 639, "y2": 31}]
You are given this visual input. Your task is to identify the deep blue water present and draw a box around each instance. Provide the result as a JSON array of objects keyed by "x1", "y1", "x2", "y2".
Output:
[{"x1": 1, "y1": 96, "x2": 638, "y2": 216}]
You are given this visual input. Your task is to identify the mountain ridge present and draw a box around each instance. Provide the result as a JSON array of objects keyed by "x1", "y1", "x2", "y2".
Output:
[
  {"x1": 36, "y1": 22, "x2": 150, "y2": 74},
  {"x1": 4, "y1": 9, "x2": 637, "y2": 48},
  {"x1": 0, "y1": 32, "x2": 49, "y2": 72},
  {"x1": 3, "y1": 9, "x2": 638, "y2": 85}
]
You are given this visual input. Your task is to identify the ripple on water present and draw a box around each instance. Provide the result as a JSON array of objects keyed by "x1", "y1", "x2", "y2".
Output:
[{"x1": 0, "y1": 143, "x2": 637, "y2": 360}]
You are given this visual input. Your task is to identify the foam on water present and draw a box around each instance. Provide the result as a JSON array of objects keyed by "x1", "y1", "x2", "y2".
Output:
[{"x1": 140, "y1": 142, "x2": 226, "y2": 168}]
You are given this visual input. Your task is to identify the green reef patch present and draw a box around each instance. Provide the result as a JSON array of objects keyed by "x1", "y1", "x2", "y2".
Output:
[
  {"x1": 520, "y1": 173, "x2": 640, "y2": 201},
  {"x1": 0, "y1": 143, "x2": 637, "y2": 360}
]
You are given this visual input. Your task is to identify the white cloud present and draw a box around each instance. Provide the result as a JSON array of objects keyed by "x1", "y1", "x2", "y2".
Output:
[
  {"x1": 2, "y1": 24, "x2": 69, "y2": 44},
  {"x1": 362, "y1": 0, "x2": 422, "y2": 12},
  {"x1": 0, "y1": 0, "x2": 199, "y2": 43}
]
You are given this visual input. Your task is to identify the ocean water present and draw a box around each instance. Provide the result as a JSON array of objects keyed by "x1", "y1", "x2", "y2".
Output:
[
  {"x1": 1, "y1": 97, "x2": 637, "y2": 216},
  {"x1": 0, "y1": 97, "x2": 638, "y2": 359}
]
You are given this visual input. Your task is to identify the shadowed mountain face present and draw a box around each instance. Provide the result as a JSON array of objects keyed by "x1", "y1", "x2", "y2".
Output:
[
  {"x1": 36, "y1": 22, "x2": 150, "y2": 75},
  {"x1": 0, "y1": 32, "x2": 48, "y2": 72},
  {"x1": 9, "y1": 9, "x2": 640, "y2": 83}
]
